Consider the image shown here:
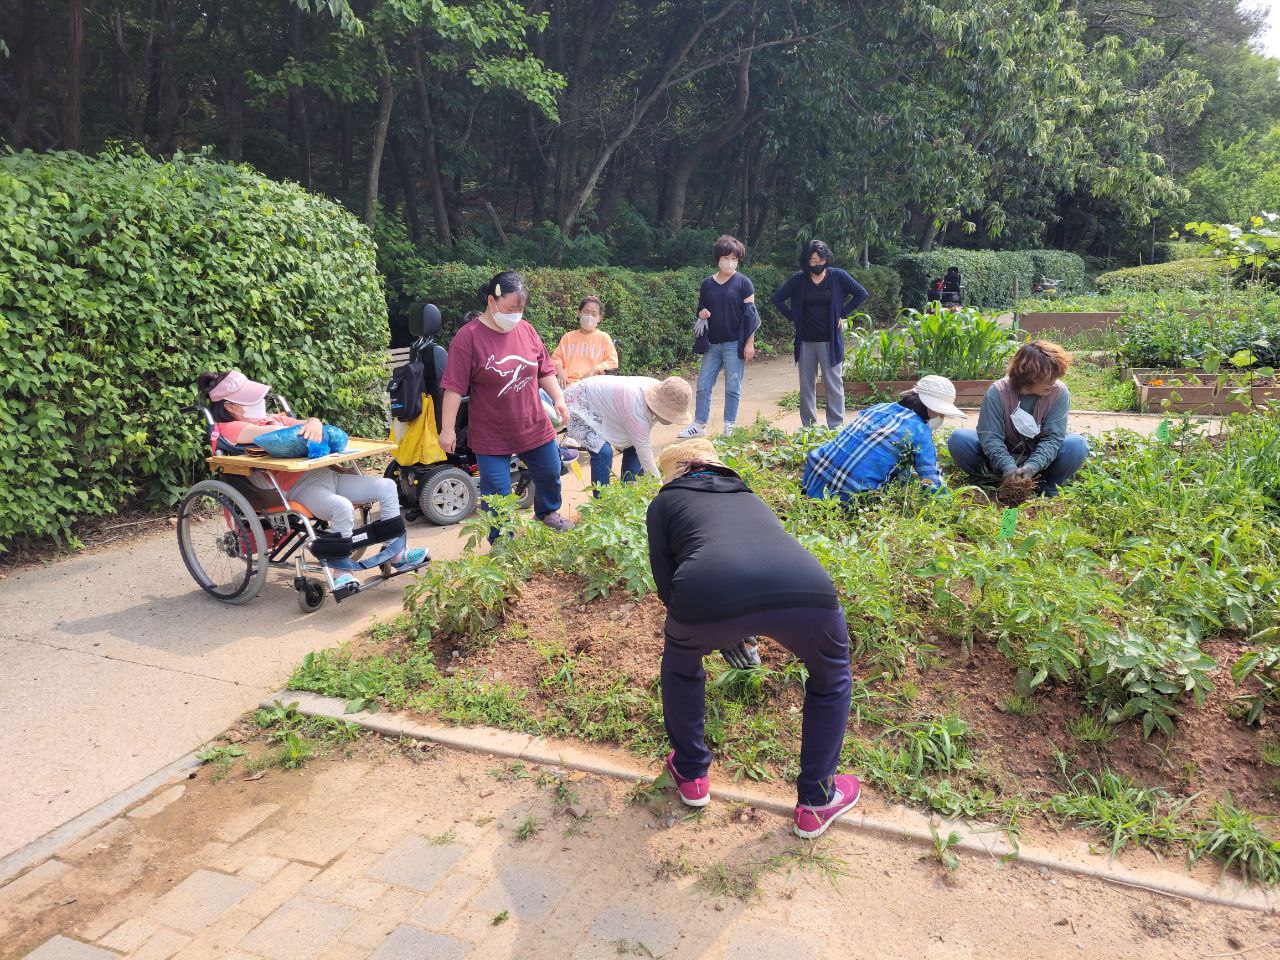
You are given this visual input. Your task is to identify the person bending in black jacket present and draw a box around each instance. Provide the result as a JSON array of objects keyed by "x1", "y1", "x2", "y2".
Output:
[{"x1": 646, "y1": 438, "x2": 860, "y2": 838}]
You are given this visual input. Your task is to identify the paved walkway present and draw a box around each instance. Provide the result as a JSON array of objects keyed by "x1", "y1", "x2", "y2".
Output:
[
  {"x1": 0, "y1": 354, "x2": 1199, "y2": 864},
  {"x1": 2, "y1": 747, "x2": 1272, "y2": 960}
]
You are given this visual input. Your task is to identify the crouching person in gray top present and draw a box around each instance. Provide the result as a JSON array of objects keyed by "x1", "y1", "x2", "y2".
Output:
[{"x1": 948, "y1": 340, "x2": 1088, "y2": 496}]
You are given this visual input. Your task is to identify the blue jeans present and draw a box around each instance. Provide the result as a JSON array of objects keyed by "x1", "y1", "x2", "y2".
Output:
[
  {"x1": 589, "y1": 443, "x2": 643, "y2": 488},
  {"x1": 476, "y1": 437, "x2": 563, "y2": 542},
  {"x1": 662, "y1": 606, "x2": 851, "y2": 807},
  {"x1": 694, "y1": 341, "x2": 745, "y2": 426},
  {"x1": 947, "y1": 429, "x2": 1089, "y2": 496}
]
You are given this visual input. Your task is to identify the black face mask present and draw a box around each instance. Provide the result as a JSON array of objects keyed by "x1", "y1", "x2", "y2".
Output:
[{"x1": 807, "y1": 262, "x2": 828, "y2": 275}]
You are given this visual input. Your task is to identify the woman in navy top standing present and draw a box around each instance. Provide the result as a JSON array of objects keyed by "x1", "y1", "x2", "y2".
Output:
[
  {"x1": 679, "y1": 235, "x2": 762, "y2": 437},
  {"x1": 769, "y1": 240, "x2": 869, "y2": 429}
]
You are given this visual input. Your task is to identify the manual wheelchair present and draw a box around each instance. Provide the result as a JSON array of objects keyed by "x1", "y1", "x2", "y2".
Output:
[{"x1": 175, "y1": 395, "x2": 427, "y2": 614}]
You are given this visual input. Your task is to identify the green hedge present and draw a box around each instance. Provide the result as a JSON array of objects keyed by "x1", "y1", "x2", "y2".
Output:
[
  {"x1": 394, "y1": 262, "x2": 901, "y2": 373},
  {"x1": 0, "y1": 150, "x2": 388, "y2": 549},
  {"x1": 1094, "y1": 258, "x2": 1230, "y2": 293},
  {"x1": 891, "y1": 247, "x2": 1087, "y2": 309}
]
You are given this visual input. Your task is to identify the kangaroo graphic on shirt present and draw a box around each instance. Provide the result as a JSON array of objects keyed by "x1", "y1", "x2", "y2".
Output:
[{"x1": 484, "y1": 354, "x2": 539, "y2": 397}]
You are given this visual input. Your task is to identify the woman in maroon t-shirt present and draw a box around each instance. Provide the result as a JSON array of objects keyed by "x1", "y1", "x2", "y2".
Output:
[{"x1": 439, "y1": 271, "x2": 573, "y2": 540}]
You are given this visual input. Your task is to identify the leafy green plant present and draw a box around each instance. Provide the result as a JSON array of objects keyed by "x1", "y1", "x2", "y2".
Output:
[
  {"x1": 896, "y1": 715, "x2": 973, "y2": 776},
  {"x1": 1085, "y1": 627, "x2": 1217, "y2": 739},
  {"x1": 926, "y1": 823, "x2": 963, "y2": 872},
  {"x1": 514, "y1": 815, "x2": 541, "y2": 841},
  {"x1": 1067, "y1": 715, "x2": 1116, "y2": 745},
  {"x1": 1049, "y1": 762, "x2": 1195, "y2": 855},
  {"x1": 904, "y1": 304, "x2": 1016, "y2": 380},
  {"x1": 0, "y1": 149, "x2": 387, "y2": 550},
  {"x1": 278, "y1": 731, "x2": 314, "y2": 769},
  {"x1": 195, "y1": 744, "x2": 247, "y2": 767},
  {"x1": 1190, "y1": 792, "x2": 1280, "y2": 885},
  {"x1": 1230, "y1": 638, "x2": 1280, "y2": 725}
]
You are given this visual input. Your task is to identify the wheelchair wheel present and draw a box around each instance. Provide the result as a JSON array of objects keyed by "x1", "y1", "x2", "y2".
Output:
[
  {"x1": 177, "y1": 479, "x2": 269, "y2": 604},
  {"x1": 418, "y1": 465, "x2": 478, "y2": 525},
  {"x1": 512, "y1": 467, "x2": 534, "y2": 511},
  {"x1": 296, "y1": 577, "x2": 327, "y2": 614},
  {"x1": 384, "y1": 461, "x2": 419, "y2": 509}
]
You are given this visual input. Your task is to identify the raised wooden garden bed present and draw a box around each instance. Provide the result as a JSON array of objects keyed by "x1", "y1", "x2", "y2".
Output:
[
  {"x1": 1132, "y1": 370, "x2": 1276, "y2": 414},
  {"x1": 1018, "y1": 312, "x2": 1121, "y2": 336}
]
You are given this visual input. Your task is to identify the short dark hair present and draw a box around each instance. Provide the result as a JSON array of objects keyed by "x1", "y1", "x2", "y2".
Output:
[
  {"x1": 478, "y1": 270, "x2": 526, "y2": 306},
  {"x1": 800, "y1": 240, "x2": 834, "y2": 270},
  {"x1": 578, "y1": 295, "x2": 603, "y2": 314},
  {"x1": 713, "y1": 235, "x2": 746, "y2": 261}
]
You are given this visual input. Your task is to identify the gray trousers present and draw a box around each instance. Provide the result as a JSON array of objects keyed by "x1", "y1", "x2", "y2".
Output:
[{"x1": 797, "y1": 341, "x2": 845, "y2": 429}]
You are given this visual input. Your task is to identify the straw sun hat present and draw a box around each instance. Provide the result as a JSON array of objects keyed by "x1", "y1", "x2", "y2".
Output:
[{"x1": 643, "y1": 377, "x2": 694, "y2": 425}]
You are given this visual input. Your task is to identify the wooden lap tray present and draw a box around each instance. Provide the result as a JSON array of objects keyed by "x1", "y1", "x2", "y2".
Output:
[{"x1": 208, "y1": 438, "x2": 395, "y2": 477}]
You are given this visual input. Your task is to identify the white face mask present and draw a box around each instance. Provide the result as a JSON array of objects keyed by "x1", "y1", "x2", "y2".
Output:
[
  {"x1": 241, "y1": 398, "x2": 268, "y2": 420},
  {"x1": 492, "y1": 311, "x2": 523, "y2": 332},
  {"x1": 928, "y1": 416, "x2": 943, "y2": 432},
  {"x1": 579, "y1": 314, "x2": 599, "y2": 331},
  {"x1": 1010, "y1": 407, "x2": 1040, "y2": 438},
  {"x1": 718, "y1": 257, "x2": 738, "y2": 274}
]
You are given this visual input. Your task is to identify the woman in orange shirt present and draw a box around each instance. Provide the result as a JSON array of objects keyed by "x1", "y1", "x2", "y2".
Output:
[{"x1": 552, "y1": 296, "x2": 619, "y2": 387}]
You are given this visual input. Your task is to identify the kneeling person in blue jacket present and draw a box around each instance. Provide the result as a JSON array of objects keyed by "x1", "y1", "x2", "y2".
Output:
[{"x1": 802, "y1": 375, "x2": 968, "y2": 501}]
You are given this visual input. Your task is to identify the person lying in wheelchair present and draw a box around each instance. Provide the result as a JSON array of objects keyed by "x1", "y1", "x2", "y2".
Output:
[{"x1": 199, "y1": 370, "x2": 427, "y2": 584}]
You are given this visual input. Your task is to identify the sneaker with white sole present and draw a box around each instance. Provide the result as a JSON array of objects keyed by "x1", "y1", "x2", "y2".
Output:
[
  {"x1": 666, "y1": 751, "x2": 710, "y2": 807},
  {"x1": 677, "y1": 422, "x2": 707, "y2": 439},
  {"x1": 793, "y1": 774, "x2": 861, "y2": 838},
  {"x1": 722, "y1": 421, "x2": 736, "y2": 435}
]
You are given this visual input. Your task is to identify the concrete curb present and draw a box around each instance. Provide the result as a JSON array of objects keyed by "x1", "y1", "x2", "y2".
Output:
[
  {"x1": 266, "y1": 689, "x2": 1278, "y2": 914},
  {"x1": 0, "y1": 751, "x2": 203, "y2": 888}
]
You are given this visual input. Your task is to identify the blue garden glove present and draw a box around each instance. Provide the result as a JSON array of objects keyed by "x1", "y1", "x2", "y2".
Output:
[{"x1": 721, "y1": 638, "x2": 761, "y2": 670}]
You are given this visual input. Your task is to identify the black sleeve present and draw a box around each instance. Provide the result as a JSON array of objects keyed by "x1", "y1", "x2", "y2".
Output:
[{"x1": 646, "y1": 498, "x2": 675, "y2": 607}]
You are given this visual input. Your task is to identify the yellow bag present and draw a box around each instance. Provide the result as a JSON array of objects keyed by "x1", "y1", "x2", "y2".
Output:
[{"x1": 388, "y1": 395, "x2": 446, "y2": 466}]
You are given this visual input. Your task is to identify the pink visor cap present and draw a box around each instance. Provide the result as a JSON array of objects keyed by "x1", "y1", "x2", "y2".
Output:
[{"x1": 209, "y1": 370, "x2": 270, "y2": 405}]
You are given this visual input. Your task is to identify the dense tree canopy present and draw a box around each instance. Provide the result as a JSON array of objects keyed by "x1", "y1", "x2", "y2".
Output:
[{"x1": 3, "y1": 0, "x2": 1279, "y2": 266}]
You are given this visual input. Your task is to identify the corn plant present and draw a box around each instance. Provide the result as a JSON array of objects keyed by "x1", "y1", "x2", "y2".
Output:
[
  {"x1": 903, "y1": 304, "x2": 1016, "y2": 380},
  {"x1": 846, "y1": 326, "x2": 915, "y2": 383}
]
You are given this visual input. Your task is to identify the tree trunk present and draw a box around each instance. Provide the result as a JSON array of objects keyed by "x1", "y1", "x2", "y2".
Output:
[
  {"x1": 920, "y1": 218, "x2": 940, "y2": 252},
  {"x1": 549, "y1": 0, "x2": 623, "y2": 232},
  {"x1": 389, "y1": 129, "x2": 421, "y2": 243},
  {"x1": 556, "y1": 1, "x2": 742, "y2": 233},
  {"x1": 287, "y1": 5, "x2": 311, "y2": 187},
  {"x1": 11, "y1": 0, "x2": 46, "y2": 149},
  {"x1": 658, "y1": 25, "x2": 757, "y2": 232},
  {"x1": 144, "y1": 0, "x2": 180, "y2": 153},
  {"x1": 408, "y1": 44, "x2": 453, "y2": 245},
  {"x1": 362, "y1": 58, "x2": 398, "y2": 229},
  {"x1": 112, "y1": 5, "x2": 142, "y2": 141},
  {"x1": 340, "y1": 102, "x2": 354, "y2": 192},
  {"x1": 65, "y1": 0, "x2": 84, "y2": 150}
]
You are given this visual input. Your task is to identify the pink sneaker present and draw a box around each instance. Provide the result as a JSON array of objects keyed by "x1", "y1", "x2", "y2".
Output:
[
  {"x1": 665, "y1": 752, "x2": 710, "y2": 807},
  {"x1": 793, "y1": 774, "x2": 861, "y2": 838}
]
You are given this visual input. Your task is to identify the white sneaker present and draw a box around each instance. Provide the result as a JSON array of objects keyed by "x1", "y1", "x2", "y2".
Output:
[
  {"x1": 722, "y1": 422, "x2": 737, "y2": 435},
  {"x1": 678, "y1": 422, "x2": 707, "y2": 438}
]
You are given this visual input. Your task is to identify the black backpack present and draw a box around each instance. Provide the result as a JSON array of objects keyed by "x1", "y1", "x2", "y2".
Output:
[{"x1": 388, "y1": 358, "x2": 425, "y2": 423}]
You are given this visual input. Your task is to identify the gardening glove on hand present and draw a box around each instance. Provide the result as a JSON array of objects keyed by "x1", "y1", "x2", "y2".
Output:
[
  {"x1": 721, "y1": 638, "x2": 761, "y2": 670},
  {"x1": 1014, "y1": 464, "x2": 1037, "y2": 479}
]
